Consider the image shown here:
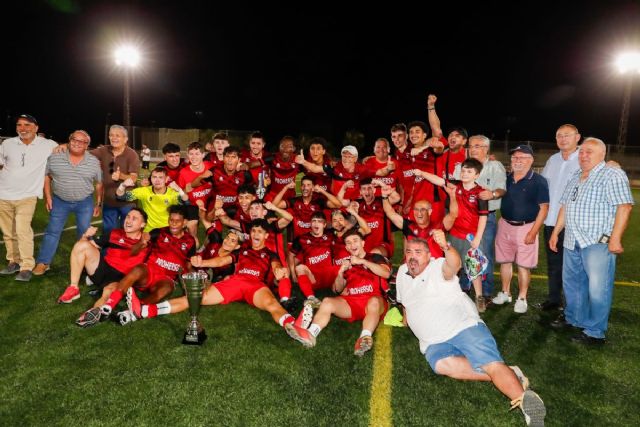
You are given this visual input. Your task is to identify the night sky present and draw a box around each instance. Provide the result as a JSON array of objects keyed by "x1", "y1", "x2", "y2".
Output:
[{"x1": 3, "y1": 0, "x2": 640, "y2": 151}]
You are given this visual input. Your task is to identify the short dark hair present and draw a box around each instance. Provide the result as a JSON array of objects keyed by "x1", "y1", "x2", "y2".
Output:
[
  {"x1": 212, "y1": 132, "x2": 229, "y2": 141},
  {"x1": 407, "y1": 121, "x2": 429, "y2": 134},
  {"x1": 187, "y1": 141, "x2": 203, "y2": 152},
  {"x1": 250, "y1": 218, "x2": 270, "y2": 232},
  {"x1": 405, "y1": 237, "x2": 429, "y2": 251},
  {"x1": 162, "y1": 143, "x2": 181, "y2": 154},
  {"x1": 223, "y1": 146, "x2": 240, "y2": 156},
  {"x1": 343, "y1": 228, "x2": 364, "y2": 242},
  {"x1": 461, "y1": 158, "x2": 483, "y2": 175},
  {"x1": 300, "y1": 175, "x2": 315, "y2": 185},
  {"x1": 150, "y1": 167, "x2": 167, "y2": 176},
  {"x1": 311, "y1": 211, "x2": 326, "y2": 221},
  {"x1": 129, "y1": 207, "x2": 148, "y2": 223},
  {"x1": 237, "y1": 184, "x2": 256, "y2": 196},
  {"x1": 168, "y1": 205, "x2": 186, "y2": 218},
  {"x1": 360, "y1": 177, "x2": 373, "y2": 186}
]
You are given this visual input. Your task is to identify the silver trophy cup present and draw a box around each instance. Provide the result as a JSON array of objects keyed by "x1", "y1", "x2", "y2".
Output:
[{"x1": 179, "y1": 271, "x2": 209, "y2": 345}]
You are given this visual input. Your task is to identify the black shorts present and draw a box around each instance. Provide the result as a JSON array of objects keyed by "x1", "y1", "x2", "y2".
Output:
[
  {"x1": 185, "y1": 204, "x2": 199, "y2": 221},
  {"x1": 89, "y1": 256, "x2": 126, "y2": 288}
]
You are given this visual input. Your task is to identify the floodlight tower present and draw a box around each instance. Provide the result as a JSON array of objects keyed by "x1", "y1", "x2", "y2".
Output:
[
  {"x1": 615, "y1": 51, "x2": 640, "y2": 153},
  {"x1": 114, "y1": 45, "x2": 141, "y2": 129}
]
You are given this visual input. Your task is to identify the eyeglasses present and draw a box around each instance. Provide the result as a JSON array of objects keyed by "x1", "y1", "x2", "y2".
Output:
[
  {"x1": 510, "y1": 156, "x2": 532, "y2": 161},
  {"x1": 571, "y1": 186, "x2": 579, "y2": 201},
  {"x1": 69, "y1": 136, "x2": 89, "y2": 145}
]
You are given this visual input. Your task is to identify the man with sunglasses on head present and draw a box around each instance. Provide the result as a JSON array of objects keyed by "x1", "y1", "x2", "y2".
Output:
[
  {"x1": 32, "y1": 130, "x2": 103, "y2": 277},
  {"x1": 0, "y1": 114, "x2": 59, "y2": 281},
  {"x1": 90, "y1": 124, "x2": 140, "y2": 236}
]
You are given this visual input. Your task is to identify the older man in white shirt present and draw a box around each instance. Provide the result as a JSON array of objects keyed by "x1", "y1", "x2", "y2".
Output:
[{"x1": 0, "y1": 114, "x2": 58, "y2": 281}]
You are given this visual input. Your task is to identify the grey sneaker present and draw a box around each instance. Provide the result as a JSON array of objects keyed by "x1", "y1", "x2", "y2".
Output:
[
  {"x1": 0, "y1": 262, "x2": 20, "y2": 275},
  {"x1": 511, "y1": 390, "x2": 546, "y2": 427},
  {"x1": 15, "y1": 270, "x2": 33, "y2": 282}
]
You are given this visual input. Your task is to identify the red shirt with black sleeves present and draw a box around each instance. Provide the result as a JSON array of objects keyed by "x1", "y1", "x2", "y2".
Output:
[
  {"x1": 449, "y1": 182, "x2": 489, "y2": 240},
  {"x1": 343, "y1": 253, "x2": 391, "y2": 296}
]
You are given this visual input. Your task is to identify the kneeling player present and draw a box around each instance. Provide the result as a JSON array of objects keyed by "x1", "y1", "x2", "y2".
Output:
[
  {"x1": 291, "y1": 229, "x2": 392, "y2": 356},
  {"x1": 77, "y1": 206, "x2": 197, "y2": 327},
  {"x1": 120, "y1": 219, "x2": 309, "y2": 343}
]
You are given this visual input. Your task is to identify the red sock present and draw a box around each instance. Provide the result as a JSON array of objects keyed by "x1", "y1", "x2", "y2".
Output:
[
  {"x1": 105, "y1": 290, "x2": 123, "y2": 309},
  {"x1": 147, "y1": 304, "x2": 158, "y2": 318},
  {"x1": 278, "y1": 278, "x2": 292, "y2": 299},
  {"x1": 298, "y1": 275, "x2": 314, "y2": 298},
  {"x1": 282, "y1": 315, "x2": 294, "y2": 327}
]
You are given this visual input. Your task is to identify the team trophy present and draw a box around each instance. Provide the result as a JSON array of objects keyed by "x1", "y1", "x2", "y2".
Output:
[
  {"x1": 179, "y1": 270, "x2": 209, "y2": 345},
  {"x1": 256, "y1": 169, "x2": 267, "y2": 200}
]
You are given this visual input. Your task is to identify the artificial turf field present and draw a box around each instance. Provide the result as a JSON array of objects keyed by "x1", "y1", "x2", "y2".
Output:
[{"x1": 1, "y1": 190, "x2": 639, "y2": 427}]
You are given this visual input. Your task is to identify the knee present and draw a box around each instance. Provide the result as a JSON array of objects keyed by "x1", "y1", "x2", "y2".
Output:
[
  {"x1": 366, "y1": 297, "x2": 382, "y2": 313},
  {"x1": 433, "y1": 358, "x2": 453, "y2": 377},
  {"x1": 295, "y1": 265, "x2": 307, "y2": 276}
]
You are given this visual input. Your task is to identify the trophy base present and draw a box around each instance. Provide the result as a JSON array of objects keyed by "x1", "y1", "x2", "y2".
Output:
[{"x1": 182, "y1": 330, "x2": 207, "y2": 345}]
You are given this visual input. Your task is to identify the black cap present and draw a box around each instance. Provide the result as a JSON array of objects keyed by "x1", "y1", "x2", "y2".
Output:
[
  {"x1": 17, "y1": 114, "x2": 38, "y2": 125},
  {"x1": 447, "y1": 126, "x2": 468, "y2": 139},
  {"x1": 510, "y1": 144, "x2": 534, "y2": 156}
]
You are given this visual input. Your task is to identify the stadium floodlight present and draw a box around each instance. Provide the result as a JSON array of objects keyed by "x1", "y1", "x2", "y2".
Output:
[
  {"x1": 114, "y1": 45, "x2": 141, "y2": 128},
  {"x1": 614, "y1": 50, "x2": 640, "y2": 152}
]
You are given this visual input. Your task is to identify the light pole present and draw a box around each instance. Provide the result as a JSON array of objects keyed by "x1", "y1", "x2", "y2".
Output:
[
  {"x1": 114, "y1": 45, "x2": 140, "y2": 129},
  {"x1": 615, "y1": 51, "x2": 640, "y2": 153}
]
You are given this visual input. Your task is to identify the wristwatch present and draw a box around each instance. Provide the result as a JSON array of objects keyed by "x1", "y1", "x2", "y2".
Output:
[{"x1": 492, "y1": 191, "x2": 498, "y2": 199}]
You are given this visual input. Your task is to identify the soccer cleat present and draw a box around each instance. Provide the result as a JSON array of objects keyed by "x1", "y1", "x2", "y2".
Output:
[
  {"x1": 510, "y1": 390, "x2": 546, "y2": 427},
  {"x1": 492, "y1": 291, "x2": 512, "y2": 305},
  {"x1": 99, "y1": 304, "x2": 112, "y2": 317},
  {"x1": 294, "y1": 303, "x2": 314, "y2": 329},
  {"x1": 126, "y1": 287, "x2": 142, "y2": 318},
  {"x1": 510, "y1": 365, "x2": 530, "y2": 390},
  {"x1": 304, "y1": 295, "x2": 322, "y2": 309},
  {"x1": 284, "y1": 322, "x2": 316, "y2": 348},
  {"x1": 514, "y1": 298, "x2": 528, "y2": 314},
  {"x1": 58, "y1": 286, "x2": 81, "y2": 304},
  {"x1": 354, "y1": 335, "x2": 373, "y2": 357},
  {"x1": 117, "y1": 310, "x2": 138, "y2": 326},
  {"x1": 75, "y1": 307, "x2": 102, "y2": 328}
]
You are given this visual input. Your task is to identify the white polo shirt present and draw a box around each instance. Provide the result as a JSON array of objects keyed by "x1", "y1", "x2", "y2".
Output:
[
  {"x1": 396, "y1": 258, "x2": 481, "y2": 353},
  {"x1": 0, "y1": 136, "x2": 58, "y2": 200}
]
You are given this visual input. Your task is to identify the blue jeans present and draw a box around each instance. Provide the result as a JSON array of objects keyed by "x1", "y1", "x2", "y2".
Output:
[
  {"x1": 36, "y1": 195, "x2": 94, "y2": 265},
  {"x1": 479, "y1": 212, "x2": 497, "y2": 297},
  {"x1": 102, "y1": 204, "x2": 134, "y2": 236},
  {"x1": 563, "y1": 244, "x2": 616, "y2": 339}
]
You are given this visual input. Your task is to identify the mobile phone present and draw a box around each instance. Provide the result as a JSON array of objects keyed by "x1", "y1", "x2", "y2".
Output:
[{"x1": 598, "y1": 234, "x2": 610, "y2": 244}]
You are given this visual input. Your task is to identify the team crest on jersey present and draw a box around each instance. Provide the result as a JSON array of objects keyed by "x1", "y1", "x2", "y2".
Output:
[
  {"x1": 261, "y1": 252, "x2": 266, "y2": 258},
  {"x1": 469, "y1": 194, "x2": 477, "y2": 203},
  {"x1": 276, "y1": 162, "x2": 281, "y2": 168},
  {"x1": 148, "y1": 197, "x2": 153, "y2": 202},
  {"x1": 119, "y1": 238, "x2": 125, "y2": 244},
  {"x1": 181, "y1": 243, "x2": 187, "y2": 251},
  {"x1": 164, "y1": 199, "x2": 169, "y2": 206},
  {"x1": 234, "y1": 178, "x2": 239, "y2": 185},
  {"x1": 219, "y1": 176, "x2": 224, "y2": 181},
  {"x1": 306, "y1": 239, "x2": 311, "y2": 244},
  {"x1": 413, "y1": 229, "x2": 419, "y2": 235},
  {"x1": 243, "y1": 251, "x2": 248, "y2": 255},
  {"x1": 164, "y1": 237, "x2": 170, "y2": 243}
]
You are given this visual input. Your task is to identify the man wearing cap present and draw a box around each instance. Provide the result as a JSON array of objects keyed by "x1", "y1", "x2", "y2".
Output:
[
  {"x1": 492, "y1": 145, "x2": 549, "y2": 314},
  {"x1": 0, "y1": 115, "x2": 59, "y2": 281}
]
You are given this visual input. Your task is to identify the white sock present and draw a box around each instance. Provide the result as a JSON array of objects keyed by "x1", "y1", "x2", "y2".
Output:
[
  {"x1": 360, "y1": 329, "x2": 372, "y2": 338},
  {"x1": 280, "y1": 297, "x2": 289, "y2": 302},
  {"x1": 309, "y1": 323, "x2": 322, "y2": 337},
  {"x1": 157, "y1": 301, "x2": 171, "y2": 316},
  {"x1": 278, "y1": 313, "x2": 292, "y2": 326}
]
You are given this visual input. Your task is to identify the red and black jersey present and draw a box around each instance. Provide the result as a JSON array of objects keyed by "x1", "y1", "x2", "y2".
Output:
[
  {"x1": 97, "y1": 229, "x2": 149, "y2": 274},
  {"x1": 200, "y1": 241, "x2": 238, "y2": 279},
  {"x1": 206, "y1": 165, "x2": 253, "y2": 209},
  {"x1": 265, "y1": 152, "x2": 299, "y2": 200},
  {"x1": 363, "y1": 157, "x2": 400, "y2": 197},
  {"x1": 241, "y1": 150, "x2": 271, "y2": 184},
  {"x1": 411, "y1": 145, "x2": 444, "y2": 204},
  {"x1": 331, "y1": 232, "x2": 350, "y2": 265},
  {"x1": 147, "y1": 228, "x2": 197, "y2": 279},
  {"x1": 178, "y1": 161, "x2": 215, "y2": 206},
  {"x1": 357, "y1": 197, "x2": 394, "y2": 254},
  {"x1": 343, "y1": 253, "x2": 390, "y2": 297},
  {"x1": 290, "y1": 232, "x2": 334, "y2": 268},
  {"x1": 304, "y1": 158, "x2": 332, "y2": 192},
  {"x1": 437, "y1": 148, "x2": 467, "y2": 181},
  {"x1": 156, "y1": 159, "x2": 188, "y2": 184},
  {"x1": 327, "y1": 162, "x2": 375, "y2": 200},
  {"x1": 394, "y1": 145, "x2": 415, "y2": 202},
  {"x1": 286, "y1": 195, "x2": 328, "y2": 238},
  {"x1": 232, "y1": 206, "x2": 253, "y2": 239},
  {"x1": 203, "y1": 153, "x2": 225, "y2": 168},
  {"x1": 234, "y1": 246, "x2": 279, "y2": 282},
  {"x1": 401, "y1": 219, "x2": 444, "y2": 258},
  {"x1": 449, "y1": 182, "x2": 489, "y2": 240}
]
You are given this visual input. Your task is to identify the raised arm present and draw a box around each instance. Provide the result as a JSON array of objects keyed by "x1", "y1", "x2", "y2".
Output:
[{"x1": 427, "y1": 94, "x2": 443, "y2": 138}]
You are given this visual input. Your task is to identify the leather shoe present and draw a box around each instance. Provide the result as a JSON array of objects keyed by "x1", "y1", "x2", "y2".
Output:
[
  {"x1": 571, "y1": 332, "x2": 605, "y2": 345},
  {"x1": 32, "y1": 263, "x2": 50, "y2": 276},
  {"x1": 550, "y1": 314, "x2": 578, "y2": 330},
  {"x1": 15, "y1": 270, "x2": 33, "y2": 282},
  {"x1": 535, "y1": 300, "x2": 561, "y2": 311}
]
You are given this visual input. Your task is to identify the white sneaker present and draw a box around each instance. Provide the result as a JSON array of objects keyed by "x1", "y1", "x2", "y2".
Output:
[
  {"x1": 492, "y1": 291, "x2": 512, "y2": 305},
  {"x1": 514, "y1": 298, "x2": 528, "y2": 314}
]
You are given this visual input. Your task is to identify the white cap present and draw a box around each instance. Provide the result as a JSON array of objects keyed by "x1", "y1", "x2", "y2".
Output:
[{"x1": 341, "y1": 145, "x2": 358, "y2": 157}]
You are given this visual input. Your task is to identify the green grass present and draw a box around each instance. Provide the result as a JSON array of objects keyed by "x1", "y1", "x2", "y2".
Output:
[{"x1": 1, "y1": 190, "x2": 639, "y2": 426}]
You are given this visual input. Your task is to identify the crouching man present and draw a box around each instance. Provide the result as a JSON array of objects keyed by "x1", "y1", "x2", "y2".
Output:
[{"x1": 395, "y1": 232, "x2": 546, "y2": 426}]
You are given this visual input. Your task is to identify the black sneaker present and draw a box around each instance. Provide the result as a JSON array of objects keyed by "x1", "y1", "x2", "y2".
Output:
[
  {"x1": 571, "y1": 332, "x2": 605, "y2": 345},
  {"x1": 535, "y1": 300, "x2": 562, "y2": 311}
]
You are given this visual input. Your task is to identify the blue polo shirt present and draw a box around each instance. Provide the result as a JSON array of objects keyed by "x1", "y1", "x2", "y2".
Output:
[{"x1": 501, "y1": 169, "x2": 549, "y2": 222}]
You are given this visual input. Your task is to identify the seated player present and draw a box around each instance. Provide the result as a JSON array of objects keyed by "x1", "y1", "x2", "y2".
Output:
[
  {"x1": 76, "y1": 206, "x2": 197, "y2": 327},
  {"x1": 59, "y1": 208, "x2": 148, "y2": 305},
  {"x1": 291, "y1": 229, "x2": 392, "y2": 357},
  {"x1": 120, "y1": 219, "x2": 310, "y2": 344}
]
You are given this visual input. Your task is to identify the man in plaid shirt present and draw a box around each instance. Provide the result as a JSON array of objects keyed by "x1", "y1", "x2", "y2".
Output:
[{"x1": 549, "y1": 137, "x2": 633, "y2": 345}]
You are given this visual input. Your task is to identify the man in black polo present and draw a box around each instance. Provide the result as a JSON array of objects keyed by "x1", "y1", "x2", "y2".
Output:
[{"x1": 492, "y1": 145, "x2": 549, "y2": 314}]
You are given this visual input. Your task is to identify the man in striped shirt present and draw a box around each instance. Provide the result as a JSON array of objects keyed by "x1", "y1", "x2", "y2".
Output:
[{"x1": 33, "y1": 130, "x2": 102, "y2": 276}]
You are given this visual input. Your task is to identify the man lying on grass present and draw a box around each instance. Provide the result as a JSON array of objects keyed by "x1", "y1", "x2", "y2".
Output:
[
  {"x1": 119, "y1": 219, "x2": 310, "y2": 344},
  {"x1": 76, "y1": 205, "x2": 196, "y2": 327},
  {"x1": 395, "y1": 233, "x2": 546, "y2": 426},
  {"x1": 291, "y1": 229, "x2": 392, "y2": 357}
]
